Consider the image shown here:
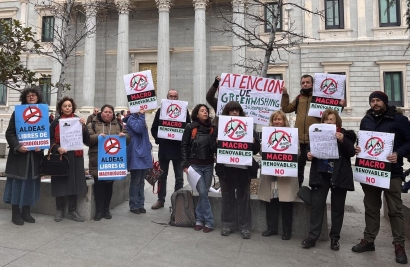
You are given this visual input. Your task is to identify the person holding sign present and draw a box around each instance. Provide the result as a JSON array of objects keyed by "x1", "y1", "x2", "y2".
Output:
[
  {"x1": 215, "y1": 101, "x2": 261, "y2": 239},
  {"x1": 181, "y1": 104, "x2": 217, "y2": 233},
  {"x1": 258, "y1": 110, "x2": 299, "y2": 240},
  {"x1": 87, "y1": 104, "x2": 130, "y2": 221},
  {"x1": 3, "y1": 87, "x2": 45, "y2": 225},
  {"x1": 49, "y1": 97, "x2": 90, "y2": 222},
  {"x1": 352, "y1": 91, "x2": 410, "y2": 264},
  {"x1": 301, "y1": 109, "x2": 356, "y2": 251}
]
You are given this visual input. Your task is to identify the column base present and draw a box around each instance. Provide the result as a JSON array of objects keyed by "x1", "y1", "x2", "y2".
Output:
[{"x1": 80, "y1": 106, "x2": 95, "y2": 114}]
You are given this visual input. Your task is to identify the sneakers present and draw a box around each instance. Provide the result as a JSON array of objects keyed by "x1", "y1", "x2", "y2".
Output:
[
  {"x1": 241, "y1": 230, "x2": 251, "y2": 239},
  {"x1": 66, "y1": 211, "x2": 84, "y2": 222},
  {"x1": 301, "y1": 237, "x2": 316, "y2": 248},
  {"x1": 221, "y1": 228, "x2": 232, "y2": 236},
  {"x1": 262, "y1": 230, "x2": 277, "y2": 237},
  {"x1": 54, "y1": 210, "x2": 63, "y2": 222},
  {"x1": 352, "y1": 239, "x2": 375, "y2": 253},
  {"x1": 330, "y1": 239, "x2": 340, "y2": 251},
  {"x1": 151, "y1": 201, "x2": 164, "y2": 210},
  {"x1": 395, "y1": 244, "x2": 408, "y2": 264}
]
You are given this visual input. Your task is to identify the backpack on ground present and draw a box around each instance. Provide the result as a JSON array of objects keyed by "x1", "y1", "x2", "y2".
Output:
[{"x1": 169, "y1": 190, "x2": 196, "y2": 227}]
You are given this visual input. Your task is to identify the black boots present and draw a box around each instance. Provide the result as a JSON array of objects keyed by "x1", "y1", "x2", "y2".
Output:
[
  {"x1": 21, "y1": 206, "x2": 35, "y2": 223},
  {"x1": 11, "y1": 205, "x2": 24, "y2": 225}
]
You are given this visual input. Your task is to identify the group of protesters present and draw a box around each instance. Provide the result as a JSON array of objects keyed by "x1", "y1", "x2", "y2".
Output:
[{"x1": 2, "y1": 72, "x2": 410, "y2": 265}]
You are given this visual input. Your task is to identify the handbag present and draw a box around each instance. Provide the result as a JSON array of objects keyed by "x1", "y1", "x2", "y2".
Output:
[
  {"x1": 145, "y1": 160, "x2": 163, "y2": 193},
  {"x1": 297, "y1": 186, "x2": 312, "y2": 206},
  {"x1": 39, "y1": 144, "x2": 69, "y2": 177}
]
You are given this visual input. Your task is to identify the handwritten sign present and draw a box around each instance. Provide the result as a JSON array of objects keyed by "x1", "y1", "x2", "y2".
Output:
[
  {"x1": 123, "y1": 70, "x2": 158, "y2": 113},
  {"x1": 97, "y1": 135, "x2": 127, "y2": 180},
  {"x1": 308, "y1": 123, "x2": 339, "y2": 159},
  {"x1": 158, "y1": 99, "x2": 188, "y2": 141},
  {"x1": 59, "y1": 118, "x2": 83, "y2": 151}
]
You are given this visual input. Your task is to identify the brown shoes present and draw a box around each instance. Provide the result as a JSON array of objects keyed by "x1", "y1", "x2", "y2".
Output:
[
  {"x1": 194, "y1": 225, "x2": 203, "y2": 231},
  {"x1": 203, "y1": 226, "x2": 213, "y2": 233},
  {"x1": 151, "y1": 201, "x2": 164, "y2": 210}
]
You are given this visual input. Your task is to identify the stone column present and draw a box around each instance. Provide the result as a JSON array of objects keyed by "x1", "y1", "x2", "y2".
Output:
[
  {"x1": 155, "y1": 0, "x2": 171, "y2": 102},
  {"x1": 193, "y1": 0, "x2": 208, "y2": 105},
  {"x1": 231, "y1": 0, "x2": 246, "y2": 74},
  {"x1": 115, "y1": 0, "x2": 130, "y2": 110},
  {"x1": 50, "y1": 17, "x2": 63, "y2": 110},
  {"x1": 81, "y1": 4, "x2": 97, "y2": 111}
]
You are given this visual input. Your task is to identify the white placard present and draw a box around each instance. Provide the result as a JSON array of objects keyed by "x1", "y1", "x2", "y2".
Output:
[
  {"x1": 187, "y1": 166, "x2": 201, "y2": 192},
  {"x1": 123, "y1": 70, "x2": 158, "y2": 113},
  {"x1": 308, "y1": 123, "x2": 339, "y2": 159},
  {"x1": 59, "y1": 117, "x2": 84, "y2": 151},
  {"x1": 157, "y1": 99, "x2": 188, "y2": 141}
]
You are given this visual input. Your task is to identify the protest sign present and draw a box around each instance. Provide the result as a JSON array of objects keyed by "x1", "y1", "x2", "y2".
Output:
[
  {"x1": 123, "y1": 70, "x2": 158, "y2": 113},
  {"x1": 217, "y1": 115, "x2": 254, "y2": 166},
  {"x1": 353, "y1": 131, "x2": 394, "y2": 189},
  {"x1": 98, "y1": 135, "x2": 127, "y2": 180},
  {"x1": 308, "y1": 73, "x2": 345, "y2": 118},
  {"x1": 308, "y1": 123, "x2": 339, "y2": 159},
  {"x1": 157, "y1": 99, "x2": 188, "y2": 141},
  {"x1": 15, "y1": 104, "x2": 50, "y2": 150},
  {"x1": 216, "y1": 73, "x2": 283, "y2": 125},
  {"x1": 59, "y1": 118, "x2": 83, "y2": 151},
  {"x1": 261, "y1": 127, "x2": 298, "y2": 177}
]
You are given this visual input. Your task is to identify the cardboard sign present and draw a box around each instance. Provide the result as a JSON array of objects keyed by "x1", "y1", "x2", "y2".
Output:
[
  {"x1": 216, "y1": 73, "x2": 283, "y2": 125},
  {"x1": 308, "y1": 123, "x2": 339, "y2": 159},
  {"x1": 308, "y1": 73, "x2": 346, "y2": 118},
  {"x1": 353, "y1": 131, "x2": 394, "y2": 189},
  {"x1": 15, "y1": 104, "x2": 50, "y2": 150},
  {"x1": 59, "y1": 118, "x2": 83, "y2": 151},
  {"x1": 123, "y1": 70, "x2": 158, "y2": 113},
  {"x1": 217, "y1": 115, "x2": 254, "y2": 166},
  {"x1": 157, "y1": 99, "x2": 188, "y2": 141},
  {"x1": 97, "y1": 135, "x2": 127, "y2": 180},
  {"x1": 261, "y1": 127, "x2": 298, "y2": 177}
]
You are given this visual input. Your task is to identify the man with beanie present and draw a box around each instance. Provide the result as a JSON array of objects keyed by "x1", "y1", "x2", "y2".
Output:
[{"x1": 352, "y1": 91, "x2": 410, "y2": 264}]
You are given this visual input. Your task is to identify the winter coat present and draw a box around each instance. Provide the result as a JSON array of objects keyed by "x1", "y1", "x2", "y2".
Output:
[
  {"x1": 307, "y1": 128, "x2": 356, "y2": 191},
  {"x1": 49, "y1": 115, "x2": 90, "y2": 197},
  {"x1": 181, "y1": 120, "x2": 217, "y2": 168},
  {"x1": 4, "y1": 111, "x2": 44, "y2": 180},
  {"x1": 87, "y1": 113, "x2": 130, "y2": 178},
  {"x1": 359, "y1": 106, "x2": 410, "y2": 179},
  {"x1": 281, "y1": 91, "x2": 320, "y2": 144},
  {"x1": 258, "y1": 174, "x2": 299, "y2": 202},
  {"x1": 126, "y1": 113, "x2": 153, "y2": 170},
  {"x1": 151, "y1": 108, "x2": 191, "y2": 160}
]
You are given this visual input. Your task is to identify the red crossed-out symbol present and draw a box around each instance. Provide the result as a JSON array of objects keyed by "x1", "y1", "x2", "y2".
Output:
[
  {"x1": 364, "y1": 137, "x2": 384, "y2": 157},
  {"x1": 23, "y1": 106, "x2": 42, "y2": 124},
  {"x1": 224, "y1": 118, "x2": 247, "y2": 140},
  {"x1": 268, "y1": 130, "x2": 292, "y2": 152},
  {"x1": 130, "y1": 74, "x2": 148, "y2": 91},
  {"x1": 166, "y1": 104, "x2": 181, "y2": 119},
  {"x1": 320, "y1": 78, "x2": 338, "y2": 95},
  {"x1": 104, "y1": 137, "x2": 121, "y2": 155}
]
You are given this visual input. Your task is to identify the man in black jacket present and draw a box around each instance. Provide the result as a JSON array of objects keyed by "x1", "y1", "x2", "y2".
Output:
[
  {"x1": 150, "y1": 89, "x2": 191, "y2": 209},
  {"x1": 352, "y1": 91, "x2": 410, "y2": 264}
]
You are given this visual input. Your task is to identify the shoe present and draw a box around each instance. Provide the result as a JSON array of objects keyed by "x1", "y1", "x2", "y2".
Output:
[
  {"x1": 221, "y1": 227, "x2": 232, "y2": 236},
  {"x1": 352, "y1": 239, "x2": 375, "y2": 253},
  {"x1": 54, "y1": 210, "x2": 63, "y2": 222},
  {"x1": 301, "y1": 237, "x2": 316, "y2": 248},
  {"x1": 331, "y1": 239, "x2": 340, "y2": 251},
  {"x1": 282, "y1": 232, "x2": 291, "y2": 240},
  {"x1": 11, "y1": 205, "x2": 24, "y2": 226},
  {"x1": 104, "y1": 210, "x2": 112, "y2": 219},
  {"x1": 203, "y1": 226, "x2": 213, "y2": 233},
  {"x1": 395, "y1": 244, "x2": 408, "y2": 264},
  {"x1": 139, "y1": 208, "x2": 146, "y2": 213},
  {"x1": 262, "y1": 230, "x2": 278, "y2": 237},
  {"x1": 130, "y1": 209, "x2": 141, "y2": 214},
  {"x1": 66, "y1": 211, "x2": 84, "y2": 222},
  {"x1": 151, "y1": 201, "x2": 164, "y2": 210},
  {"x1": 241, "y1": 230, "x2": 251, "y2": 239},
  {"x1": 194, "y1": 225, "x2": 203, "y2": 231},
  {"x1": 21, "y1": 206, "x2": 35, "y2": 223},
  {"x1": 94, "y1": 211, "x2": 103, "y2": 221}
]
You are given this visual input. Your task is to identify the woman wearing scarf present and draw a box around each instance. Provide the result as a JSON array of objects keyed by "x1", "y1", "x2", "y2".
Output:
[{"x1": 50, "y1": 96, "x2": 90, "y2": 222}]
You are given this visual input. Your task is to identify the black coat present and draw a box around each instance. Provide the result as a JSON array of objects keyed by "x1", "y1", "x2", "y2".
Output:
[
  {"x1": 360, "y1": 106, "x2": 410, "y2": 179},
  {"x1": 151, "y1": 108, "x2": 191, "y2": 160},
  {"x1": 308, "y1": 128, "x2": 356, "y2": 191}
]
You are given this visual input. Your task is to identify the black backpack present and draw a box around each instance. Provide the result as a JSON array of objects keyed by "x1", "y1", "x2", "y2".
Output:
[{"x1": 169, "y1": 190, "x2": 196, "y2": 227}]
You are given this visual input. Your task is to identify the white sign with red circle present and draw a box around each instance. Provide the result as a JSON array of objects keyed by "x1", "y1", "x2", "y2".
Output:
[{"x1": 356, "y1": 131, "x2": 394, "y2": 162}]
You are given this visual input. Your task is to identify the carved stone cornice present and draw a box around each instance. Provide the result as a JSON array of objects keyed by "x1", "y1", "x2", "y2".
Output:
[
  {"x1": 115, "y1": 0, "x2": 130, "y2": 14},
  {"x1": 156, "y1": 0, "x2": 172, "y2": 11},
  {"x1": 193, "y1": 0, "x2": 208, "y2": 10}
]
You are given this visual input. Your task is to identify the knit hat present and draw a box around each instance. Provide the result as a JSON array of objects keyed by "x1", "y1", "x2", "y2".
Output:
[{"x1": 369, "y1": 91, "x2": 388, "y2": 106}]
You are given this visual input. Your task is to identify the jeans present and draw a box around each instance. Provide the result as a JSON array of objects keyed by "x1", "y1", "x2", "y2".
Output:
[
  {"x1": 129, "y1": 169, "x2": 147, "y2": 210},
  {"x1": 192, "y1": 164, "x2": 214, "y2": 228},
  {"x1": 158, "y1": 158, "x2": 184, "y2": 203}
]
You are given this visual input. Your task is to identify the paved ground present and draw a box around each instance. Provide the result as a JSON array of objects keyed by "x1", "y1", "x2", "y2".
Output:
[{"x1": 0, "y1": 112, "x2": 409, "y2": 266}]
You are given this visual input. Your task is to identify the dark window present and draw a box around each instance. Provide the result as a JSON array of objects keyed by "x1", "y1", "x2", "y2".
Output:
[
  {"x1": 265, "y1": 3, "x2": 282, "y2": 33},
  {"x1": 379, "y1": 0, "x2": 400, "y2": 27},
  {"x1": 0, "y1": 18, "x2": 12, "y2": 42},
  {"x1": 39, "y1": 78, "x2": 51, "y2": 105},
  {"x1": 328, "y1": 72, "x2": 346, "y2": 100},
  {"x1": 384, "y1": 72, "x2": 403, "y2": 107},
  {"x1": 267, "y1": 73, "x2": 283, "y2": 80},
  {"x1": 325, "y1": 0, "x2": 344, "y2": 29},
  {"x1": 41, "y1": 16, "x2": 54, "y2": 42},
  {"x1": 0, "y1": 84, "x2": 7, "y2": 105}
]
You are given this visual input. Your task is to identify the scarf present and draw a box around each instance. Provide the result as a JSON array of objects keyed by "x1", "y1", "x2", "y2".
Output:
[{"x1": 54, "y1": 113, "x2": 83, "y2": 157}]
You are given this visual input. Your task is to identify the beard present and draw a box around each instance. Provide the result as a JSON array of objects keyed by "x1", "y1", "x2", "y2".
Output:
[{"x1": 371, "y1": 104, "x2": 387, "y2": 115}]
